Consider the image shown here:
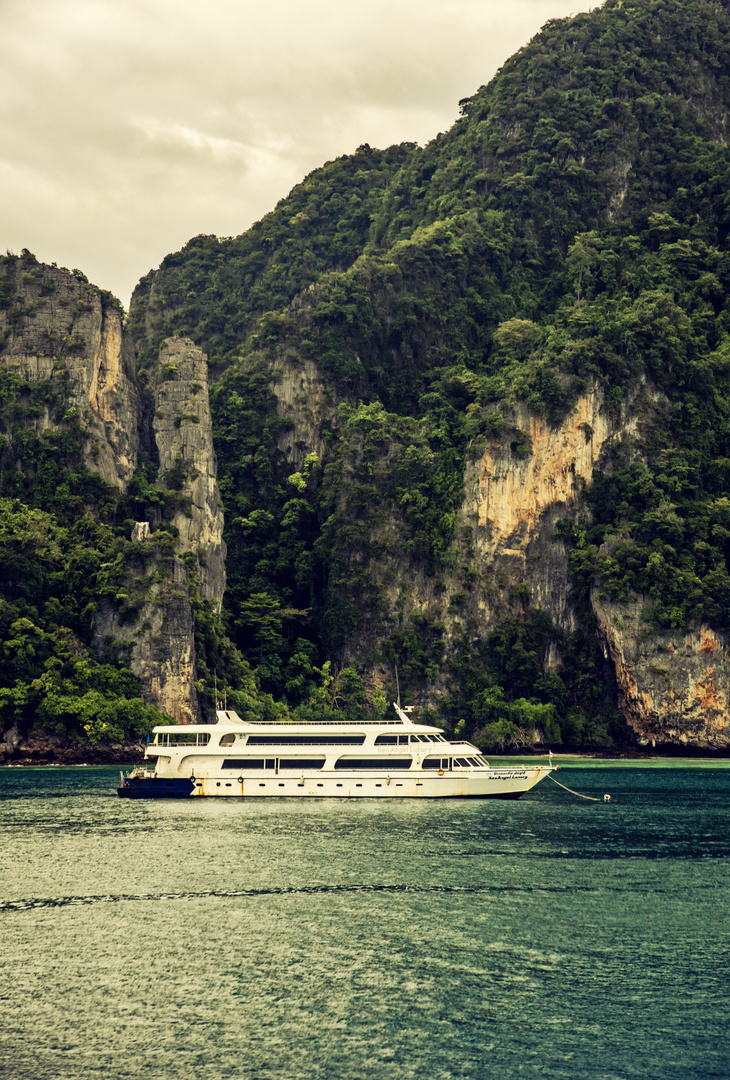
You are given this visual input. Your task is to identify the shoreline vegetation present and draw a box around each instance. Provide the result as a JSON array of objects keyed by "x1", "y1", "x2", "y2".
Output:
[{"x1": 1, "y1": 740, "x2": 728, "y2": 768}]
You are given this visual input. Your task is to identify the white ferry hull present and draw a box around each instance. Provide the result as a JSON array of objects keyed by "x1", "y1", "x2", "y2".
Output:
[{"x1": 124, "y1": 765, "x2": 549, "y2": 799}]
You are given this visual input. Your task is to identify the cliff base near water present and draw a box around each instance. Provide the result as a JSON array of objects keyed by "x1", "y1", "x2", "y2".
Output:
[{"x1": 0, "y1": 729, "x2": 145, "y2": 765}]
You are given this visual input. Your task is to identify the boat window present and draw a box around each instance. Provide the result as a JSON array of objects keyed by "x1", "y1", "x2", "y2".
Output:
[
  {"x1": 410, "y1": 735, "x2": 429, "y2": 743},
  {"x1": 247, "y1": 735, "x2": 365, "y2": 746},
  {"x1": 467, "y1": 757, "x2": 481, "y2": 766},
  {"x1": 221, "y1": 758, "x2": 281, "y2": 770},
  {"x1": 454, "y1": 757, "x2": 471, "y2": 767},
  {"x1": 156, "y1": 731, "x2": 211, "y2": 747},
  {"x1": 278, "y1": 758, "x2": 326, "y2": 770},
  {"x1": 219, "y1": 733, "x2": 235, "y2": 746},
  {"x1": 374, "y1": 735, "x2": 397, "y2": 745},
  {"x1": 422, "y1": 757, "x2": 447, "y2": 769},
  {"x1": 334, "y1": 757, "x2": 412, "y2": 770}
]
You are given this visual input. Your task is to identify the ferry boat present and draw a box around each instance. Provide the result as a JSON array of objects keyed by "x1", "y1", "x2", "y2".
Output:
[{"x1": 118, "y1": 704, "x2": 554, "y2": 799}]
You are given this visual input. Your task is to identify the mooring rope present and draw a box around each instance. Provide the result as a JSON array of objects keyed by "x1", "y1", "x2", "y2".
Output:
[{"x1": 547, "y1": 773, "x2": 602, "y2": 801}]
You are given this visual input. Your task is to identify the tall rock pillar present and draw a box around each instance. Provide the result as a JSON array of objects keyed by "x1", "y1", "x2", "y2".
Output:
[
  {"x1": 94, "y1": 338, "x2": 226, "y2": 723},
  {"x1": 152, "y1": 337, "x2": 226, "y2": 609}
]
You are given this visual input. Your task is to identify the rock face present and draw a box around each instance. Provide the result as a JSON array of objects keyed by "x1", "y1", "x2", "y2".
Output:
[
  {"x1": 0, "y1": 256, "x2": 226, "y2": 726},
  {"x1": 594, "y1": 596, "x2": 730, "y2": 750},
  {"x1": 153, "y1": 338, "x2": 226, "y2": 608},
  {"x1": 93, "y1": 547, "x2": 202, "y2": 725},
  {"x1": 361, "y1": 388, "x2": 619, "y2": 660},
  {"x1": 272, "y1": 354, "x2": 332, "y2": 467},
  {"x1": 461, "y1": 390, "x2": 613, "y2": 638},
  {"x1": 0, "y1": 721, "x2": 145, "y2": 765},
  {"x1": 0, "y1": 255, "x2": 140, "y2": 487},
  {"x1": 94, "y1": 338, "x2": 227, "y2": 724}
]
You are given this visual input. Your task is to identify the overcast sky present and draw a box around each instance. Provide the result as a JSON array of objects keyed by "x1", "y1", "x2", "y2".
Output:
[{"x1": 0, "y1": 0, "x2": 594, "y2": 307}]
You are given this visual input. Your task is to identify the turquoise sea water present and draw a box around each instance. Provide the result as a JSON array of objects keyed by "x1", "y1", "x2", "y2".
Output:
[{"x1": 1, "y1": 764, "x2": 728, "y2": 1080}]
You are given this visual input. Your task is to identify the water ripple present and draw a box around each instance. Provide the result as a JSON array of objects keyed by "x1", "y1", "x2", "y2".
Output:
[{"x1": 4, "y1": 876, "x2": 724, "y2": 912}]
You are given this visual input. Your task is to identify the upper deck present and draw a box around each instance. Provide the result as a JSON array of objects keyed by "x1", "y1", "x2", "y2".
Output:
[{"x1": 148, "y1": 706, "x2": 450, "y2": 750}]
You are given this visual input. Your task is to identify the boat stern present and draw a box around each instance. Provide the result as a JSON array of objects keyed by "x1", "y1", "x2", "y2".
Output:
[{"x1": 117, "y1": 769, "x2": 196, "y2": 799}]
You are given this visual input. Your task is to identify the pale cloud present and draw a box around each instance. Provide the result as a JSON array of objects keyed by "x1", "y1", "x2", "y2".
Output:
[
  {"x1": 130, "y1": 118, "x2": 253, "y2": 165},
  {"x1": 0, "y1": 0, "x2": 595, "y2": 305}
]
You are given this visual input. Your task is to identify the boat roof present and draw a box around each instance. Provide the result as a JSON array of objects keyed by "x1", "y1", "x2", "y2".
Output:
[{"x1": 151, "y1": 705, "x2": 442, "y2": 735}]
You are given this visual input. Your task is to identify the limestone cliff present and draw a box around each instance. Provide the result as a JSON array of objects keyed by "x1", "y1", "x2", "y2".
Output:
[
  {"x1": 0, "y1": 255, "x2": 227, "y2": 729},
  {"x1": 93, "y1": 537, "x2": 202, "y2": 724},
  {"x1": 461, "y1": 390, "x2": 614, "y2": 638},
  {"x1": 93, "y1": 338, "x2": 227, "y2": 724},
  {"x1": 453, "y1": 385, "x2": 730, "y2": 750},
  {"x1": 271, "y1": 354, "x2": 333, "y2": 467},
  {"x1": 0, "y1": 254, "x2": 140, "y2": 488},
  {"x1": 153, "y1": 338, "x2": 226, "y2": 608},
  {"x1": 330, "y1": 387, "x2": 618, "y2": 659},
  {"x1": 593, "y1": 596, "x2": 730, "y2": 750}
]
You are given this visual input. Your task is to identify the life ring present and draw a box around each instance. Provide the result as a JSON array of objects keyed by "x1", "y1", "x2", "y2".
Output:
[
  {"x1": 237, "y1": 776, "x2": 244, "y2": 784},
  {"x1": 437, "y1": 768, "x2": 444, "y2": 776}
]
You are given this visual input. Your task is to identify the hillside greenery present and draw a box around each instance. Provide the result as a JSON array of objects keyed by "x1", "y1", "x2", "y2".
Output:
[
  {"x1": 124, "y1": 0, "x2": 730, "y2": 749},
  {"x1": 3, "y1": 0, "x2": 730, "y2": 748}
]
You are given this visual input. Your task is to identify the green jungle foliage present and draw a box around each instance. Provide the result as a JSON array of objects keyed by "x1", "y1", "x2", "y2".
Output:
[
  {"x1": 125, "y1": 0, "x2": 730, "y2": 747},
  {"x1": 0, "y1": 496, "x2": 170, "y2": 742},
  {"x1": 0, "y1": 254, "x2": 268, "y2": 741},
  {"x1": 5, "y1": 0, "x2": 730, "y2": 748},
  {"x1": 127, "y1": 143, "x2": 414, "y2": 373}
]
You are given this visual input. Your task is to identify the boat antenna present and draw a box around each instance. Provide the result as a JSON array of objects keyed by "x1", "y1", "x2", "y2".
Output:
[
  {"x1": 214, "y1": 672, "x2": 218, "y2": 712},
  {"x1": 395, "y1": 663, "x2": 401, "y2": 708}
]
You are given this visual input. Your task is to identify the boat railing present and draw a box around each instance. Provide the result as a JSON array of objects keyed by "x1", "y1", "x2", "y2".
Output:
[{"x1": 217, "y1": 714, "x2": 407, "y2": 726}]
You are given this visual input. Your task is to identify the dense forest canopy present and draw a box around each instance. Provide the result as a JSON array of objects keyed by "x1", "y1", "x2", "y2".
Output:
[{"x1": 3, "y1": 0, "x2": 730, "y2": 750}]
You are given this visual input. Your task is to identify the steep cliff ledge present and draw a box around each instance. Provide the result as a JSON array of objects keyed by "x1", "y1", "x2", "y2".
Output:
[
  {"x1": 0, "y1": 256, "x2": 228, "y2": 732},
  {"x1": 461, "y1": 389, "x2": 615, "y2": 638},
  {"x1": 153, "y1": 338, "x2": 226, "y2": 608},
  {"x1": 93, "y1": 338, "x2": 227, "y2": 724},
  {"x1": 594, "y1": 596, "x2": 730, "y2": 750},
  {"x1": 0, "y1": 253, "x2": 140, "y2": 488}
]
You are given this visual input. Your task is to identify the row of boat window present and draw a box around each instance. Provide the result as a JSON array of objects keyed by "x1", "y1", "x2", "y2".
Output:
[
  {"x1": 423, "y1": 756, "x2": 487, "y2": 768},
  {"x1": 246, "y1": 735, "x2": 363, "y2": 746},
  {"x1": 156, "y1": 733, "x2": 211, "y2": 746},
  {"x1": 219, "y1": 756, "x2": 488, "y2": 771},
  {"x1": 375, "y1": 734, "x2": 445, "y2": 745},
  {"x1": 153, "y1": 732, "x2": 448, "y2": 748},
  {"x1": 223, "y1": 733, "x2": 446, "y2": 747}
]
